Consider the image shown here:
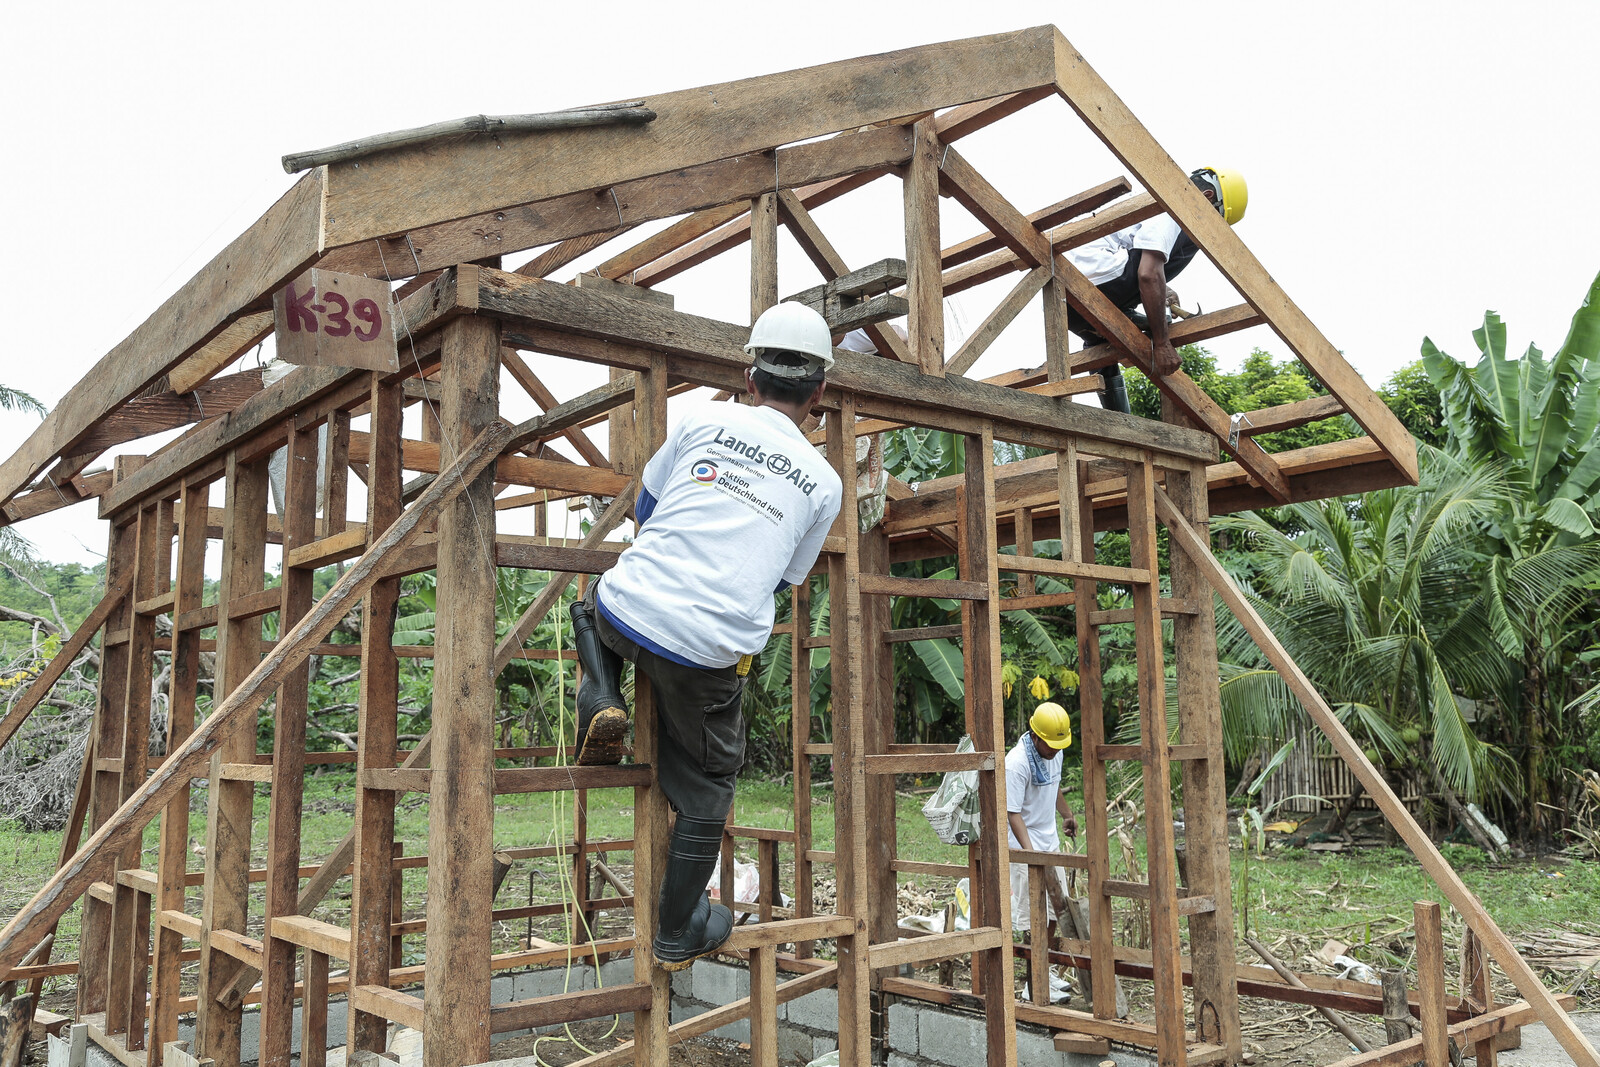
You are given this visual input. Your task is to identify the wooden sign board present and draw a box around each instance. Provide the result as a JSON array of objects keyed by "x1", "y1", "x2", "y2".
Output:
[{"x1": 272, "y1": 269, "x2": 400, "y2": 372}]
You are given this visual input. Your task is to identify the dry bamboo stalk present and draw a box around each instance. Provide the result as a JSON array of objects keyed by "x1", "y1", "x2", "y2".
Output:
[{"x1": 282, "y1": 105, "x2": 656, "y2": 173}]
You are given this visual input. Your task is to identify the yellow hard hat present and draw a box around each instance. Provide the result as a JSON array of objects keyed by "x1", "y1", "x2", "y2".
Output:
[
  {"x1": 1029, "y1": 702, "x2": 1073, "y2": 750},
  {"x1": 1191, "y1": 167, "x2": 1248, "y2": 226}
]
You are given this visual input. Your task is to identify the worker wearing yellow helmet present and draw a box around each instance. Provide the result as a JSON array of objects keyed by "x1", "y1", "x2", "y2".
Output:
[
  {"x1": 1062, "y1": 167, "x2": 1247, "y2": 414},
  {"x1": 1005, "y1": 702, "x2": 1079, "y2": 942}
]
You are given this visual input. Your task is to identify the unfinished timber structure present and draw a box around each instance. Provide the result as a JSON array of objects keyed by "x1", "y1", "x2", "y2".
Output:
[{"x1": 0, "y1": 26, "x2": 1595, "y2": 1067}]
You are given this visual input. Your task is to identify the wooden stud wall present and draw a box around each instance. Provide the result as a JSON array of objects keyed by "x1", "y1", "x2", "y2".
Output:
[{"x1": 0, "y1": 29, "x2": 1589, "y2": 1067}]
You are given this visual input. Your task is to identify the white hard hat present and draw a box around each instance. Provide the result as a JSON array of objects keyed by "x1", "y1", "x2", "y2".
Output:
[{"x1": 745, "y1": 302, "x2": 835, "y2": 378}]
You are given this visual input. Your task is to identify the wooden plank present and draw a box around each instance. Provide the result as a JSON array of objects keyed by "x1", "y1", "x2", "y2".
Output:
[
  {"x1": 168, "y1": 313, "x2": 277, "y2": 394},
  {"x1": 945, "y1": 266, "x2": 1050, "y2": 377},
  {"x1": 97, "y1": 269, "x2": 471, "y2": 522},
  {"x1": 193, "y1": 455, "x2": 267, "y2": 1065},
  {"x1": 1050, "y1": 39, "x2": 1417, "y2": 481},
  {"x1": 1324, "y1": 998, "x2": 1572, "y2": 1067},
  {"x1": 870, "y1": 927, "x2": 1006, "y2": 972},
  {"x1": 1153, "y1": 487, "x2": 1600, "y2": 1067},
  {"x1": 942, "y1": 176, "x2": 1131, "y2": 269},
  {"x1": 1415, "y1": 902, "x2": 1450, "y2": 1067},
  {"x1": 488, "y1": 983, "x2": 652, "y2": 1034},
  {"x1": 1127, "y1": 460, "x2": 1186, "y2": 1067},
  {"x1": 0, "y1": 418, "x2": 513, "y2": 975},
  {"x1": 883, "y1": 623, "x2": 963, "y2": 644},
  {"x1": 1, "y1": 470, "x2": 112, "y2": 524},
  {"x1": 499, "y1": 351, "x2": 609, "y2": 467},
  {"x1": 904, "y1": 119, "x2": 945, "y2": 375},
  {"x1": 268, "y1": 918, "x2": 351, "y2": 961},
  {"x1": 1001, "y1": 554, "x2": 1150, "y2": 585},
  {"x1": 318, "y1": 28, "x2": 1058, "y2": 245},
  {"x1": 941, "y1": 192, "x2": 1163, "y2": 296},
  {"x1": 422, "y1": 316, "x2": 500, "y2": 1067},
  {"x1": 774, "y1": 191, "x2": 911, "y2": 363},
  {"x1": 626, "y1": 91, "x2": 1048, "y2": 289},
  {"x1": 0, "y1": 175, "x2": 323, "y2": 513},
  {"x1": 937, "y1": 147, "x2": 1051, "y2": 267},
  {"x1": 750, "y1": 193, "x2": 778, "y2": 321},
  {"x1": 350, "y1": 987, "x2": 424, "y2": 1032},
  {"x1": 303, "y1": 951, "x2": 328, "y2": 1067},
  {"x1": 861, "y1": 752, "x2": 994, "y2": 775},
  {"x1": 346, "y1": 431, "x2": 630, "y2": 498},
  {"x1": 0, "y1": 571, "x2": 131, "y2": 755},
  {"x1": 481, "y1": 270, "x2": 1215, "y2": 461},
  {"x1": 72, "y1": 371, "x2": 265, "y2": 455},
  {"x1": 856, "y1": 572, "x2": 989, "y2": 601},
  {"x1": 320, "y1": 123, "x2": 917, "y2": 284},
  {"x1": 750, "y1": 947, "x2": 777, "y2": 1067},
  {"x1": 961, "y1": 422, "x2": 1018, "y2": 1066}
]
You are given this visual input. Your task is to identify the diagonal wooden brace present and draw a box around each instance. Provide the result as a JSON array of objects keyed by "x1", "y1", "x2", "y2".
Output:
[
  {"x1": 1154, "y1": 485, "x2": 1600, "y2": 1067},
  {"x1": 0, "y1": 418, "x2": 515, "y2": 974},
  {"x1": 1053, "y1": 254, "x2": 1291, "y2": 502}
]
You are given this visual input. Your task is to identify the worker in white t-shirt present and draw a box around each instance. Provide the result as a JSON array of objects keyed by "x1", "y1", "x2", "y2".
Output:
[
  {"x1": 1005, "y1": 702, "x2": 1077, "y2": 933},
  {"x1": 1062, "y1": 167, "x2": 1247, "y2": 414},
  {"x1": 567, "y1": 301, "x2": 844, "y2": 971}
]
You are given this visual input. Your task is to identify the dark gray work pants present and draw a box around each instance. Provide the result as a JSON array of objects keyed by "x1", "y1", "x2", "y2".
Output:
[{"x1": 584, "y1": 579, "x2": 747, "y2": 821}]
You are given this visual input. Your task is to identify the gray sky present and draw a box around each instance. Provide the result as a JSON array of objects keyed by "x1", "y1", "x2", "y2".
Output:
[{"x1": 5, "y1": 0, "x2": 1598, "y2": 565}]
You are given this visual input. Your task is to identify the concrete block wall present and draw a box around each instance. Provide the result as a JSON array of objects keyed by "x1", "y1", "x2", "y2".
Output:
[
  {"x1": 85, "y1": 958, "x2": 1156, "y2": 1067},
  {"x1": 678, "y1": 959, "x2": 1156, "y2": 1067}
]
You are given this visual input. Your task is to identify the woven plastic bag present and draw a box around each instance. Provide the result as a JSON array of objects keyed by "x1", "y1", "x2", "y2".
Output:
[{"x1": 921, "y1": 735, "x2": 981, "y2": 845}]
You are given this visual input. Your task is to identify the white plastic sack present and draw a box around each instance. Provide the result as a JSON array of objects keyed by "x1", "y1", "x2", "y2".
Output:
[
  {"x1": 921, "y1": 736, "x2": 981, "y2": 845},
  {"x1": 706, "y1": 855, "x2": 760, "y2": 903},
  {"x1": 805, "y1": 1052, "x2": 840, "y2": 1067}
]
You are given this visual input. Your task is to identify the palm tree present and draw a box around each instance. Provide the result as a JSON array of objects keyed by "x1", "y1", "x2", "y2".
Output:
[
  {"x1": 1214, "y1": 451, "x2": 1522, "y2": 830},
  {"x1": 1422, "y1": 270, "x2": 1600, "y2": 835},
  {"x1": 0, "y1": 384, "x2": 48, "y2": 568}
]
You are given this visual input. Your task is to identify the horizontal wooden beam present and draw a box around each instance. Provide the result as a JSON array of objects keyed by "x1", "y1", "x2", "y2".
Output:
[
  {"x1": 72, "y1": 370, "x2": 264, "y2": 455},
  {"x1": 98, "y1": 269, "x2": 472, "y2": 520},
  {"x1": 477, "y1": 268, "x2": 1216, "y2": 462},
  {"x1": 318, "y1": 27, "x2": 1059, "y2": 246}
]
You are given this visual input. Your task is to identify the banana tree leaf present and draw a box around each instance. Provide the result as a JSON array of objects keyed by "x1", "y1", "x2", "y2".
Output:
[
  {"x1": 760, "y1": 633, "x2": 792, "y2": 689},
  {"x1": 1538, "y1": 497, "x2": 1597, "y2": 537},
  {"x1": 1008, "y1": 609, "x2": 1065, "y2": 666},
  {"x1": 1472, "y1": 312, "x2": 1523, "y2": 446},
  {"x1": 911, "y1": 638, "x2": 965, "y2": 702}
]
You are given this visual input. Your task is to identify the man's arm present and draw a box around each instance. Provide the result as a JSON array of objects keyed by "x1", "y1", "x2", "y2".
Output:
[
  {"x1": 1006, "y1": 811, "x2": 1034, "y2": 852},
  {"x1": 1136, "y1": 249, "x2": 1181, "y2": 377},
  {"x1": 1057, "y1": 791, "x2": 1078, "y2": 838}
]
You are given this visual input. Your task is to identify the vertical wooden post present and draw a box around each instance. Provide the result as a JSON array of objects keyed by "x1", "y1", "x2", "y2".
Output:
[
  {"x1": 1464, "y1": 928, "x2": 1499, "y2": 1067},
  {"x1": 422, "y1": 314, "x2": 501, "y2": 1067},
  {"x1": 904, "y1": 119, "x2": 944, "y2": 376},
  {"x1": 1013, "y1": 507, "x2": 1036, "y2": 596},
  {"x1": 750, "y1": 944, "x2": 778, "y2": 1067},
  {"x1": 1028, "y1": 865, "x2": 1049, "y2": 1004},
  {"x1": 78, "y1": 500, "x2": 134, "y2": 1019},
  {"x1": 149, "y1": 481, "x2": 208, "y2": 1064},
  {"x1": 1041, "y1": 271, "x2": 1073, "y2": 383},
  {"x1": 790, "y1": 575, "x2": 815, "y2": 956},
  {"x1": 261, "y1": 419, "x2": 319, "y2": 1066},
  {"x1": 319, "y1": 409, "x2": 351, "y2": 537},
  {"x1": 1166, "y1": 459, "x2": 1242, "y2": 1058},
  {"x1": 860, "y1": 527, "x2": 898, "y2": 944},
  {"x1": 961, "y1": 423, "x2": 1018, "y2": 1067},
  {"x1": 1126, "y1": 458, "x2": 1185, "y2": 1067},
  {"x1": 348, "y1": 374, "x2": 403, "y2": 1056},
  {"x1": 1416, "y1": 901, "x2": 1450, "y2": 1067},
  {"x1": 1073, "y1": 472, "x2": 1115, "y2": 1017},
  {"x1": 304, "y1": 950, "x2": 330, "y2": 1067},
  {"x1": 632, "y1": 356, "x2": 671, "y2": 1067},
  {"x1": 107, "y1": 503, "x2": 158, "y2": 1037},
  {"x1": 195, "y1": 449, "x2": 268, "y2": 1066},
  {"x1": 827, "y1": 396, "x2": 872, "y2": 1063},
  {"x1": 750, "y1": 192, "x2": 779, "y2": 322}
]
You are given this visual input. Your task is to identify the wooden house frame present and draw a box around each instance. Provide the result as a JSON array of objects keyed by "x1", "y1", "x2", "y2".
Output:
[{"x1": 0, "y1": 26, "x2": 1593, "y2": 1067}]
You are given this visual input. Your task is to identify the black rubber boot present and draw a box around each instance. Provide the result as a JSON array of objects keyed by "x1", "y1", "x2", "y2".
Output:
[
  {"x1": 1099, "y1": 363, "x2": 1131, "y2": 415},
  {"x1": 569, "y1": 601, "x2": 629, "y2": 766},
  {"x1": 652, "y1": 816, "x2": 734, "y2": 971}
]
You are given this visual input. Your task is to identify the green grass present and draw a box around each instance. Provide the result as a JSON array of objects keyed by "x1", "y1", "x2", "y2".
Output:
[{"x1": 5, "y1": 769, "x2": 1594, "y2": 1002}]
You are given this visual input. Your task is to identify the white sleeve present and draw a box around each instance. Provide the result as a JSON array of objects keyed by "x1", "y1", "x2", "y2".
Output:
[
  {"x1": 1005, "y1": 756, "x2": 1029, "y2": 815},
  {"x1": 1130, "y1": 215, "x2": 1182, "y2": 259},
  {"x1": 640, "y1": 415, "x2": 688, "y2": 498},
  {"x1": 782, "y1": 501, "x2": 839, "y2": 585}
]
